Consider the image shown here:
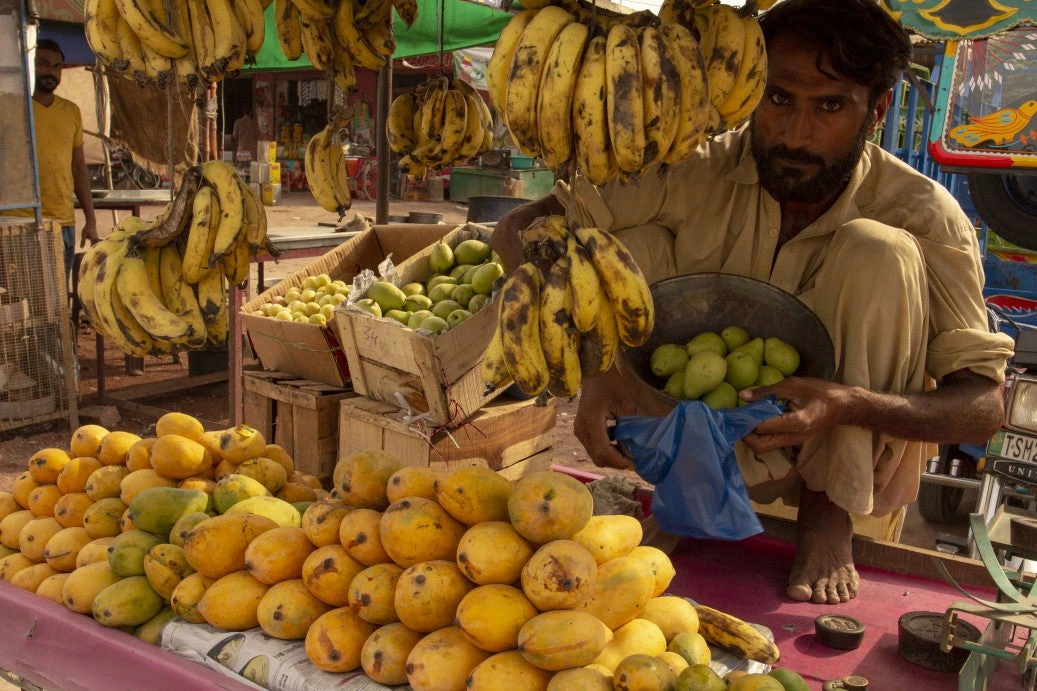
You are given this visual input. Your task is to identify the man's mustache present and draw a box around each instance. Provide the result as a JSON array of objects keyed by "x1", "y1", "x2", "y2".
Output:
[{"x1": 765, "y1": 145, "x2": 824, "y2": 166}]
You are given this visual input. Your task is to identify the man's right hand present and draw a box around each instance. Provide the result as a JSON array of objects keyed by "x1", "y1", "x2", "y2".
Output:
[{"x1": 489, "y1": 195, "x2": 565, "y2": 271}]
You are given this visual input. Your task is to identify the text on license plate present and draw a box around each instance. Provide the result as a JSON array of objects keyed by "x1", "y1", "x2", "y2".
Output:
[{"x1": 993, "y1": 431, "x2": 1037, "y2": 462}]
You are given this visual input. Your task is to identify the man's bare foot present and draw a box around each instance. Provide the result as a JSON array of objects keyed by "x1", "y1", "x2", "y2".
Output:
[{"x1": 787, "y1": 487, "x2": 859, "y2": 604}]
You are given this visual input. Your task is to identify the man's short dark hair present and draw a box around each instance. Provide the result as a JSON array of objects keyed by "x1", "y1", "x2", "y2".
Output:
[
  {"x1": 37, "y1": 38, "x2": 65, "y2": 62},
  {"x1": 759, "y1": 0, "x2": 912, "y2": 107}
]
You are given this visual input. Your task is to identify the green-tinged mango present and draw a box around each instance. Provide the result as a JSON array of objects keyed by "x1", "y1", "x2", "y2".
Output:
[
  {"x1": 651, "y1": 344, "x2": 690, "y2": 378},
  {"x1": 63, "y1": 560, "x2": 122, "y2": 613},
  {"x1": 224, "y1": 495, "x2": 301, "y2": 528},
  {"x1": 128, "y1": 487, "x2": 211, "y2": 538},
  {"x1": 214, "y1": 474, "x2": 270, "y2": 514},
  {"x1": 143, "y1": 543, "x2": 195, "y2": 600},
  {"x1": 685, "y1": 332, "x2": 726, "y2": 358},
  {"x1": 471, "y1": 262, "x2": 504, "y2": 296},
  {"x1": 429, "y1": 240, "x2": 454, "y2": 273},
  {"x1": 134, "y1": 606, "x2": 177, "y2": 645},
  {"x1": 107, "y1": 530, "x2": 163, "y2": 577},
  {"x1": 368, "y1": 281, "x2": 407, "y2": 312},
  {"x1": 169, "y1": 512, "x2": 211, "y2": 547},
  {"x1": 683, "y1": 351, "x2": 727, "y2": 400},
  {"x1": 92, "y1": 575, "x2": 164, "y2": 627},
  {"x1": 454, "y1": 239, "x2": 491, "y2": 265}
]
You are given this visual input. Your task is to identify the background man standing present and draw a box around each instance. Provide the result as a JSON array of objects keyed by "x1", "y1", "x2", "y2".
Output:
[{"x1": 232, "y1": 105, "x2": 258, "y2": 163}]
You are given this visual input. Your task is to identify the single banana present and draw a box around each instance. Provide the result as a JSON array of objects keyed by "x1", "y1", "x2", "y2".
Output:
[
  {"x1": 457, "y1": 92, "x2": 486, "y2": 160},
  {"x1": 640, "y1": 25, "x2": 680, "y2": 170},
  {"x1": 89, "y1": 227, "x2": 137, "y2": 340},
  {"x1": 139, "y1": 37, "x2": 174, "y2": 87},
  {"x1": 324, "y1": 126, "x2": 352, "y2": 212},
  {"x1": 332, "y1": 0, "x2": 387, "y2": 70},
  {"x1": 481, "y1": 314, "x2": 512, "y2": 393},
  {"x1": 84, "y1": 0, "x2": 125, "y2": 72},
  {"x1": 129, "y1": 166, "x2": 201, "y2": 248},
  {"x1": 290, "y1": 0, "x2": 334, "y2": 19},
  {"x1": 238, "y1": 179, "x2": 268, "y2": 252},
  {"x1": 391, "y1": 0, "x2": 418, "y2": 28},
  {"x1": 452, "y1": 79, "x2": 494, "y2": 150},
  {"x1": 574, "y1": 226, "x2": 654, "y2": 348},
  {"x1": 567, "y1": 234, "x2": 602, "y2": 333},
  {"x1": 505, "y1": 5, "x2": 574, "y2": 156},
  {"x1": 717, "y1": 13, "x2": 767, "y2": 129},
  {"x1": 143, "y1": 246, "x2": 164, "y2": 300},
  {"x1": 387, "y1": 92, "x2": 416, "y2": 154},
  {"x1": 397, "y1": 155, "x2": 426, "y2": 180},
  {"x1": 360, "y1": 1, "x2": 396, "y2": 58},
  {"x1": 109, "y1": 281, "x2": 155, "y2": 357},
  {"x1": 196, "y1": 266, "x2": 226, "y2": 323},
  {"x1": 438, "y1": 89, "x2": 469, "y2": 162},
  {"x1": 577, "y1": 295, "x2": 619, "y2": 378},
  {"x1": 486, "y1": 9, "x2": 536, "y2": 122},
  {"x1": 116, "y1": 255, "x2": 194, "y2": 343},
  {"x1": 173, "y1": 41, "x2": 199, "y2": 91},
  {"x1": 114, "y1": 0, "x2": 190, "y2": 58},
  {"x1": 208, "y1": 0, "x2": 247, "y2": 76},
  {"x1": 181, "y1": 185, "x2": 220, "y2": 284},
  {"x1": 419, "y1": 77, "x2": 449, "y2": 144},
  {"x1": 201, "y1": 161, "x2": 246, "y2": 262},
  {"x1": 187, "y1": 0, "x2": 220, "y2": 80},
  {"x1": 540, "y1": 257, "x2": 581, "y2": 399},
  {"x1": 694, "y1": 604, "x2": 781, "y2": 665},
  {"x1": 355, "y1": 0, "x2": 391, "y2": 25},
  {"x1": 223, "y1": 233, "x2": 251, "y2": 287},
  {"x1": 298, "y1": 13, "x2": 335, "y2": 72},
  {"x1": 572, "y1": 35, "x2": 614, "y2": 186},
  {"x1": 159, "y1": 246, "x2": 208, "y2": 348},
  {"x1": 537, "y1": 20, "x2": 589, "y2": 170},
  {"x1": 205, "y1": 296, "x2": 229, "y2": 346},
  {"x1": 275, "y1": 0, "x2": 303, "y2": 61},
  {"x1": 116, "y1": 17, "x2": 148, "y2": 84},
  {"x1": 330, "y1": 39, "x2": 357, "y2": 92},
  {"x1": 305, "y1": 127, "x2": 346, "y2": 216},
  {"x1": 233, "y1": 0, "x2": 267, "y2": 58},
  {"x1": 605, "y1": 23, "x2": 646, "y2": 174},
  {"x1": 499, "y1": 262, "x2": 549, "y2": 396},
  {"x1": 660, "y1": 22, "x2": 709, "y2": 165},
  {"x1": 702, "y1": 3, "x2": 746, "y2": 109}
]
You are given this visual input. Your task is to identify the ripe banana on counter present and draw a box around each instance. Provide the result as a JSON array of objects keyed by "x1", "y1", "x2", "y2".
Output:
[{"x1": 694, "y1": 604, "x2": 781, "y2": 665}]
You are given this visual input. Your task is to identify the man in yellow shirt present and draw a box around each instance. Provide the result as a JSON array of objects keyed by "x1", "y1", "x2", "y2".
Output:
[
  {"x1": 27, "y1": 39, "x2": 98, "y2": 285},
  {"x1": 492, "y1": 0, "x2": 1014, "y2": 605}
]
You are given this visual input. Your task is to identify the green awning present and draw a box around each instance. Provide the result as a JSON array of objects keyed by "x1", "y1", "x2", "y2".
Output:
[{"x1": 254, "y1": 0, "x2": 512, "y2": 71}]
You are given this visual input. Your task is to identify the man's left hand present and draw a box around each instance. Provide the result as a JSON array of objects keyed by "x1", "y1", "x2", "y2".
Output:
[
  {"x1": 739, "y1": 377, "x2": 852, "y2": 453},
  {"x1": 80, "y1": 219, "x2": 98, "y2": 247}
]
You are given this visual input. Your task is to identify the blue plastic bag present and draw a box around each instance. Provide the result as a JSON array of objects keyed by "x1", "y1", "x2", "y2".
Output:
[{"x1": 610, "y1": 398, "x2": 784, "y2": 541}]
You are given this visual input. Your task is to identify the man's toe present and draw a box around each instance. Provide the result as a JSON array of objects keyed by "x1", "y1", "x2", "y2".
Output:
[{"x1": 787, "y1": 583, "x2": 812, "y2": 601}]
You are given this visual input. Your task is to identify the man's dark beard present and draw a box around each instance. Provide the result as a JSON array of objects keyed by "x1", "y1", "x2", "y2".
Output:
[
  {"x1": 750, "y1": 119, "x2": 870, "y2": 203},
  {"x1": 35, "y1": 75, "x2": 58, "y2": 94}
]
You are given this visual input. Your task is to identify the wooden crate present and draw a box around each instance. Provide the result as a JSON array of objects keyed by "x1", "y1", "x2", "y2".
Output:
[
  {"x1": 242, "y1": 370, "x2": 358, "y2": 483},
  {"x1": 338, "y1": 395, "x2": 557, "y2": 478}
]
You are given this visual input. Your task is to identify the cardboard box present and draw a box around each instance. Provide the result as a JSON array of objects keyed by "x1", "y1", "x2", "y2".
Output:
[
  {"x1": 260, "y1": 183, "x2": 281, "y2": 206},
  {"x1": 333, "y1": 224, "x2": 505, "y2": 428},
  {"x1": 256, "y1": 140, "x2": 277, "y2": 163},
  {"x1": 241, "y1": 224, "x2": 453, "y2": 387},
  {"x1": 249, "y1": 162, "x2": 282, "y2": 186},
  {"x1": 338, "y1": 396, "x2": 556, "y2": 480}
]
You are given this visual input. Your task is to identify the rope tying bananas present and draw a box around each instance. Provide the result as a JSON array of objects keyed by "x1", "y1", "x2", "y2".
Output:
[
  {"x1": 77, "y1": 162, "x2": 268, "y2": 357},
  {"x1": 304, "y1": 120, "x2": 352, "y2": 218},
  {"x1": 487, "y1": 0, "x2": 767, "y2": 184},
  {"x1": 481, "y1": 215, "x2": 653, "y2": 399},
  {"x1": 386, "y1": 77, "x2": 495, "y2": 181}
]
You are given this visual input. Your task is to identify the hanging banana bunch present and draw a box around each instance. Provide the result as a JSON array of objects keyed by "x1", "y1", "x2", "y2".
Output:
[
  {"x1": 481, "y1": 215, "x2": 653, "y2": 399},
  {"x1": 77, "y1": 161, "x2": 267, "y2": 358},
  {"x1": 304, "y1": 119, "x2": 352, "y2": 218},
  {"x1": 84, "y1": 0, "x2": 270, "y2": 91},
  {"x1": 386, "y1": 77, "x2": 495, "y2": 181},
  {"x1": 485, "y1": 0, "x2": 767, "y2": 185}
]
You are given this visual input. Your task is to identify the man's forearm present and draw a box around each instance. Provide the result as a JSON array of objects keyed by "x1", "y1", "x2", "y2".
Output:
[{"x1": 72, "y1": 149, "x2": 95, "y2": 223}]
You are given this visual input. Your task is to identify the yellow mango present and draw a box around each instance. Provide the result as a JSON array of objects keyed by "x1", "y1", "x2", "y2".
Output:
[
  {"x1": 434, "y1": 466, "x2": 513, "y2": 525},
  {"x1": 656, "y1": 651, "x2": 689, "y2": 677},
  {"x1": 119, "y1": 507, "x2": 137, "y2": 533},
  {"x1": 379, "y1": 497, "x2": 466, "y2": 568},
  {"x1": 76, "y1": 537, "x2": 115, "y2": 568},
  {"x1": 217, "y1": 425, "x2": 267, "y2": 465},
  {"x1": 244, "y1": 526, "x2": 315, "y2": 584},
  {"x1": 395, "y1": 560, "x2": 474, "y2": 633},
  {"x1": 612, "y1": 653, "x2": 677, "y2": 691},
  {"x1": 301, "y1": 544, "x2": 366, "y2": 607},
  {"x1": 170, "y1": 572, "x2": 214, "y2": 623},
  {"x1": 304, "y1": 606, "x2": 378, "y2": 672},
  {"x1": 11, "y1": 471, "x2": 39, "y2": 508},
  {"x1": 178, "y1": 476, "x2": 216, "y2": 495},
  {"x1": 508, "y1": 471, "x2": 593, "y2": 543},
  {"x1": 301, "y1": 498, "x2": 351, "y2": 547},
  {"x1": 667, "y1": 631, "x2": 711, "y2": 667},
  {"x1": 455, "y1": 584, "x2": 538, "y2": 653},
  {"x1": 84, "y1": 465, "x2": 129, "y2": 501},
  {"x1": 593, "y1": 619, "x2": 668, "y2": 671},
  {"x1": 27, "y1": 484, "x2": 63, "y2": 518},
  {"x1": 571, "y1": 515, "x2": 644, "y2": 565},
  {"x1": 257, "y1": 578, "x2": 330, "y2": 639},
  {"x1": 119, "y1": 469, "x2": 177, "y2": 505},
  {"x1": 125, "y1": 438, "x2": 157, "y2": 473},
  {"x1": 264, "y1": 444, "x2": 295, "y2": 475},
  {"x1": 107, "y1": 529, "x2": 163, "y2": 577},
  {"x1": 467, "y1": 650, "x2": 554, "y2": 690},
  {"x1": 213, "y1": 459, "x2": 236, "y2": 480},
  {"x1": 213, "y1": 473, "x2": 270, "y2": 513},
  {"x1": 347, "y1": 562, "x2": 404, "y2": 624},
  {"x1": 339, "y1": 508, "x2": 392, "y2": 566},
  {"x1": 11, "y1": 562, "x2": 60, "y2": 592},
  {"x1": 0, "y1": 553, "x2": 37, "y2": 582},
  {"x1": 361, "y1": 622, "x2": 425, "y2": 685},
  {"x1": 0, "y1": 491, "x2": 17, "y2": 521},
  {"x1": 291, "y1": 471, "x2": 324, "y2": 491},
  {"x1": 134, "y1": 606, "x2": 177, "y2": 645},
  {"x1": 235, "y1": 457, "x2": 288, "y2": 494},
  {"x1": 456, "y1": 521, "x2": 534, "y2": 585},
  {"x1": 182, "y1": 512, "x2": 278, "y2": 579},
  {"x1": 405, "y1": 626, "x2": 491, "y2": 691},
  {"x1": 54, "y1": 492, "x2": 94, "y2": 528},
  {"x1": 62, "y1": 560, "x2": 122, "y2": 613},
  {"x1": 579, "y1": 557, "x2": 656, "y2": 630},
  {"x1": 70, "y1": 424, "x2": 109, "y2": 458},
  {"x1": 29, "y1": 448, "x2": 72, "y2": 484},
  {"x1": 92, "y1": 574, "x2": 164, "y2": 627},
  {"x1": 627, "y1": 545, "x2": 676, "y2": 598},
  {"x1": 19, "y1": 517, "x2": 64, "y2": 562},
  {"x1": 518, "y1": 610, "x2": 614, "y2": 672},
  {"x1": 128, "y1": 487, "x2": 211, "y2": 539},
  {"x1": 98, "y1": 431, "x2": 143, "y2": 466},
  {"x1": 333, "y1": 449, "x2": 401, "y2": 510},
  {"x1": 197, "y1": 569, "x2": 270, "y2": 630},
  {"x1": 0, "y1": 545, "x2": 14, "y2": 560},
  {"x1": 169, "y1": 511, "x2": 210, "y2": 548},
  {"x1": 547, "y1": 666, "x2": 613, "y2": 690},
  {"x1": 521, "y1": 539, "x2": 598, "y2": 610},
  {"x1": 0, "y1": 509, "x2": 35, "y2": 549},
  {"x1": 198, "y1": 430, "x2": 225, "y2": 465},
  {"x1": 156, "y1": 412, "x2": 205, "y2": 442},
  {"x1": 44, "y1": 526, "x2": 93, "y2": 572},
  {"x1": 150, "y1": 435, "x2": 211, "y2": 480},
  {"x1": 82, "y1": 497, "x2": 127, "y2": 538},
  {"x1": 277, "y1": 482, "x2": 316, "y2": 503},
  {"x1": 36, "y1": 572, "x2": 71, "y2": 605},
  {"x1": 640, "y1": 596, "x2": 699, "y2": 642},
  {"x1": 143, "y1": 543, "x2": 195, "y2": 600},
  {"x1": 57, "y1": 457, "x2": 104, "y2": 495},
  {"x1": 224, "y1": 495, "x2": 301, "y2": 528},
  {"x1": 386, "y1": 467, "x2": 440, "y2": 504}
]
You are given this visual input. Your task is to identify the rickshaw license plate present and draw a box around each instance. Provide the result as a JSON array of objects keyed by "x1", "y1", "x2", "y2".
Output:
[{"x1": 988, "y1": 430, "x2": 1037, "y2": 463}]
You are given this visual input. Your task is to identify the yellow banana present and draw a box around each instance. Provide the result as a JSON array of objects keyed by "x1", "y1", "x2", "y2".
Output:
[
  {"x1": 91, "y1": 226, "x2": 139, "y2": 341},
  {"x1": 577, "y1": 296, "x2": 619, "y2": 378},
  {"x1": 139, "y1": 37, "x2": 174, "y2": 87},
  {"x1": 519, "y1": 214, "x2": 568, "y2": 261},
  {"x1": 457, "y1": 91, "x2": 486, "y2": 160},
  {"x1": 499, "y1": 262, "x2": 549, "y2": 396},
  {"x1": 305, "y1": 128, "x2": 346, "y2": 216},
  {"x1": 275, "y1": 0, "x2": 303, "y2": 61},
  {"x1": 717, "y1": 14, "x2": 767, "y2": 129},
  {"x1": 540, "y1": 257, "x2": 581, "y2": 399},
  {"x1": 572, "y1": 35, "x2": 614, "y2": 186},
  {"x1": 239, "y1": 179, "x2": 267, "y2": 252},
  {"x1": 419, "y1": 77, "x2": 449, "y2": 144},
  {"x1": 660, "y1": 22, "x2": 709, "y2": 165},
  {"x1": 355, "y1": 0, "x2": 390, "y2": 24},
  {"x1": 201, "y1": 161, "x2": 245, "y2": 262},
  {"x1": 605, "y1": 23, "x2": 645, "y2": 174},
  {"x1": 694, "y1": 604, "x2": 781, "y2": 665},
  {"x1": 387, "y1": 92, "x2": 416, "y2": 154},
  {"x1": 78, "y1": 229, "x2": 133, "y2": 327},
  {"x1": 116, "y1": 17, "x2": 148, "y2": 84},
  {"x1": 143, "y1": 246, "x2": 164, "y2": 300},
  {"x1": 567, "y1": 234, "x2": 602, "y2": 333},
  {"x1": 332, "y1": 0, "x2": 387, "y2": 69},
  {"x1": 181, "y1": 185, "x2": 220, "y2": 284},
  {"x1": 453, "y1": 79, "x2": 494, "y2": 149},
  {"x1": 114, "y1": 0, "x2": 189, "y2": 58},
  {"x1": 640, "y1": 26, "x2": 680, "y2": 170},
  {"x1": 187, "y1": 0, "x2": 219, "y2": 80},
  {"x1": 109, "y1": 281, "x2": 155, "y2": 357},
  {"x1": 573, "y1": 226, "x2": 654, "y2": 348},
  {"x1": 330, "y1": 38, "x2": 357, "y2": 92},
  {"x1": 506, "y1": 6, "x2": 574, "y2": 156},
  {"x1": 116, "y1": 255, "x2": 194, "y2": 343},
  {"x1": 360, "y1": 1, "x2": 396, "y2": 58},
  {"x1": 84, "y1": 0, "x2": 125, "y2": 71},
  {"x1": 702, "y1": 3, "x2": 746, "y2": 109},
  {"x1": 196, "y1": 266, "x2": 226, "y2": 323},
  {"x1": 486, "y1": 9, "x2": 536, "y2": 122},
  {"x1": 439, "y1": 90, "x2": 469, "y2": 162},
  {"x1": 208, "y1": 0, "x2": 247, "y2": 76},
  {"x1": 223, "y1": 234, "x2": 251, "y2": 287},
  {"x1": 537, "y1": 20, "x2": 589, "y2": 170},
  {"x1": 392, "y1": 0, "x2": 417, "y2": 28},
  {"x1": 233, "y1": 0, "x2": 267, "y2": 57},
  {"x1": 481, "y1": 314, "x2": 512, "y2": 393},
  {"x1": 298, "y1": 13, "x2": 335, "y2": 72},
  {"x1": 173, "y1": 43, "x2": 199, "y2": 91},
  {"x1": 290, "y1": 0, "x2": 334, "y2": 20},
  {"x1": 205, "y1": 296, "x2": 229, "y2": 346},
  {"x1": 160, "y1": 246, "x2": 208, "y2": 348},
  {"x1": 397, "y1": 155, "x2": 426, "y2": 180}
]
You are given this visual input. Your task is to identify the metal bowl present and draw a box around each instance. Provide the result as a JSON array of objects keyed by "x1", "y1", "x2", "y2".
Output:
[{"x1": 622, "y1": 272, "x2": 837, "y2": 404}]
